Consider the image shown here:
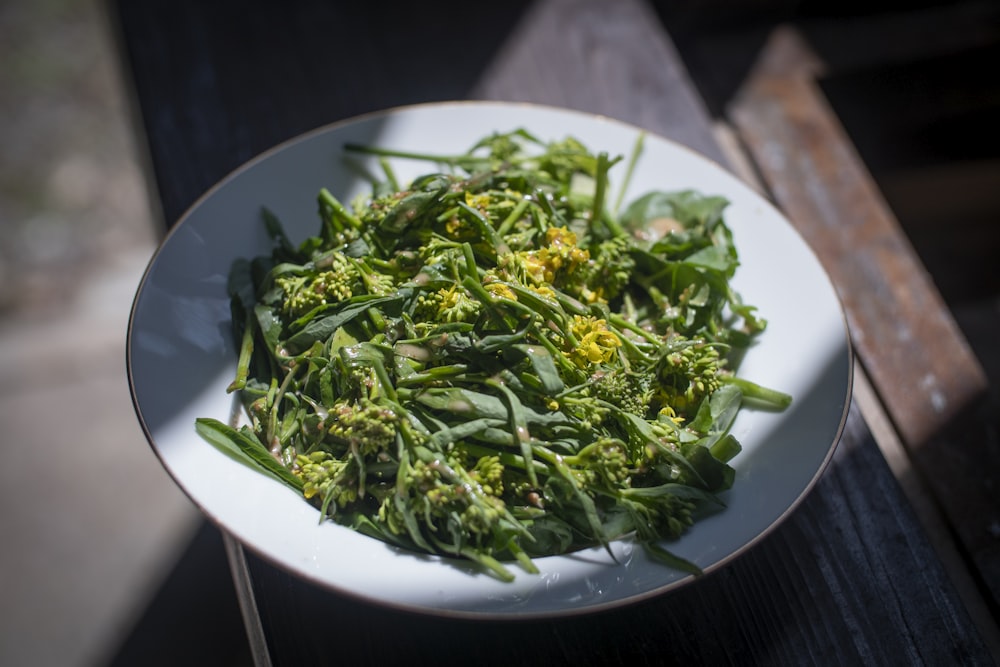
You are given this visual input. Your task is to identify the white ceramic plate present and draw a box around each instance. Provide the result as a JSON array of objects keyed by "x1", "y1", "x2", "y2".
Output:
[{"x1": 128, "y1": 101, "x2": 851, "y2": 618}]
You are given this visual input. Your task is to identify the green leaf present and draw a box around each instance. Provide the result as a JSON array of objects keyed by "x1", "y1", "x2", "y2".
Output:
[
  {"x1": 642, "y1": 541, "x2": 703, "y2": 577},
  {"x1": 327, "y1": 326, "x2": 359, "y2": 353},
  {"x1": 522, "y1": 515, "x2": 575, "y2": 556},
  {"x1": 195, "y1": 418, "x2": 303, "y2": 491},
  {"x1": 285, "y1": 290, "x2": 411, "y2": 353},
  {"x1": 411, "y1": 387, "x2": 574, "y2": 429},
  {"x1": 378, "y1": 189, "x2": 442, "y2": 239},
  {"x1": 504, "y1": 344, "x2": 565, "y2": 395},
  {"x1": 615, "y1": 410, "x2": 706, "y2": 486},
  {"x1": 622, "y1": 190, "x2": 728, "y2": 229},
  {"x1": 684, "y1": 245, "x2": 738, "y2": 275},
  {"x1": 689, "y1": 383, "x2": 743, "y2": 434},
  {"x1": 227, "y1": 258, "x2": 257, "y2": 311},
  {"x1": 680, "y1": 442, "x2": 736, "y2": 492},
  {"x1": 254, "y1": 304, "x2": 285, "y2": 356},
  {"x1": 261, "y1": 207, "x2": 299, "y2": 259},
  {"x1": 426, "y1": 418, "x2": 508, "y2": 450},
  {"x1": 622, "y1": 482, "x2": 720, "y2": 505}
]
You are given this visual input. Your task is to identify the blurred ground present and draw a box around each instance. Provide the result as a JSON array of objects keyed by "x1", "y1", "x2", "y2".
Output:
[{"x1": 0, "y1": 1, "x2": 201, "y2": 665}]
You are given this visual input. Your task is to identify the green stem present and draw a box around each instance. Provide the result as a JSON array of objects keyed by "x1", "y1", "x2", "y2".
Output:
[
  {"x1": 606, "y1": 311, "x2": 661, "y2": 346},
  {"x1": 457, "y1": 202, "x2": 504, "y2": 256},
  {"x1": 396, "y1": 364, "x2": 470, "y2": 387},
  {"x1": 613, "y1": 131, "x2": 645, "y2": 216},
  {"x1": 709, "y1": 433, "x2": 741, "y2": 464},
  {"x1": 486, "y1": 379, "x2": 537, "y2": 487},
  {"x1": 226, "y1": 312, "x2": 254, "y2": 393},
  {"x1": 460, "y1": 242, "x2": 480, "y2": 283},
  {"x1": 721, "y1": 376, "x2": 793, "y2": 409},
  {"x1": 458, "y1": 441, "x2": 550, "y2": 478},
  {"x1": 267, "y1": 364, "x2": 301, "y2": 447},
  {"x1": 590, "y1": 151, "x2": 610, "y2": 232},
  {"x1": 379, "y1": 156, "x2": 400, "y2": 192},
  {"x1": 343, "y1": 143, "x2": 491, "y2": 172},
  {"x1": 496, "y1": 198, "x2": 530, "y2": 237},
  {"x1": 592, "y1": 152, "x2": 628, "y2": 238},
  {"x1": 318, "y1": 188, "x2": 363, "y2": 231}
]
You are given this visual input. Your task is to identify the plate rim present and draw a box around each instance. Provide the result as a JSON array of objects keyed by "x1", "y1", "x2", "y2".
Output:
[{"x1": 126, "y1": 99, "x2": 854, "y2": 619}]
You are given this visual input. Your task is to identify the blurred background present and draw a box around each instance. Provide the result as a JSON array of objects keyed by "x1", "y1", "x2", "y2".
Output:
[
  {"x1": 0, "y1": 0, "x2": 211, "y2": 665},
  {"x1": 0, "y1": 0, "x2": 997, "y2": 665}
]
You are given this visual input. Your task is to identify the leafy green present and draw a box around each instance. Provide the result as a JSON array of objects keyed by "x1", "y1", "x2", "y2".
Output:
[{"x1": 198, "y1": 129, "x2": 792, "y2": 581}]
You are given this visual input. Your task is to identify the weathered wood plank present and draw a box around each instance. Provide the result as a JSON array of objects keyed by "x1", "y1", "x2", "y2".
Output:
[
  {"x1": 718, "y1": 118, "x2": 999, "y2": 648},
  {"x1": 728, "y1": 25, "x2": 999, "y2": 617},
  {"x1": 728, "y1": 26, "x2": 988, "y2": 448},
  {"x1": 469, "y1": 0, "x2": 727, "y2": 166}
]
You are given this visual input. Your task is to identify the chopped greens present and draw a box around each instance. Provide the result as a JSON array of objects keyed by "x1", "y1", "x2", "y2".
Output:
[{"x1": 197, "y1": 129, "x2": 791, "y2": 581}]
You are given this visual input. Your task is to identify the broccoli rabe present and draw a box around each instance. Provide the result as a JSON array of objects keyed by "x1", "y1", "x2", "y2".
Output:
[
  {"x1": 276, "y1": 259, "x2": 357, "y2": 318},
  {"x1": 200, "y1": 128, "x2": 792, "y2": 582},
  {"x1": 656, "y1": 337, "x2": 724, "y2": 417},
  {"x1": 325, "y1": 399, "x2": 398, "y2": 456},
  {"x1": 296, "y1": 451, "x2": 357, "y2": 509}
]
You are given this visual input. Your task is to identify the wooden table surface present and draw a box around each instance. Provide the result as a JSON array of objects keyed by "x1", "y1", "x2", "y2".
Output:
[{"x1": 111, "y1": 0, "x2": 998, "y2": 664}]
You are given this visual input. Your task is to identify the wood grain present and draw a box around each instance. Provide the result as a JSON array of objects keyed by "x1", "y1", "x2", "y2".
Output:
[
  {"x1": 241, "y1": 405, "x2": 992, "y2": 666},
  {"x1": 728, "y1": 26, "x2": 988, "y2": 448},
  {"x1": 468, "y1": 0, "x2": 727, "y2": 166},
  {"x1": 728, "y1": 26, "x2": 1000, "y2": 617},
  {"x1": 111, "y1": 0, "x2": 725, "y2": 227},
  {"x1": 109, "y1": 1, "x2": 996, "y2": 664}
]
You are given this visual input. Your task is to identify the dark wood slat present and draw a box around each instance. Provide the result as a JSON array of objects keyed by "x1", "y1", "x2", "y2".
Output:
[
  {"x1": 111, "y1": 0, "x2": 725, "y2": 230},
  {"x1": 241, "y1": 405, "x2": 992, "y2": 666},
  {"x1": 111, "y1": 0, "x2": 535, "y2": 227}
]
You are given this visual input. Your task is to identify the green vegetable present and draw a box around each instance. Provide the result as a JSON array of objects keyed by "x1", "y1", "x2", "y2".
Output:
[{"x1": 199, "y1": 129, "x2": 791, "y2": 581}]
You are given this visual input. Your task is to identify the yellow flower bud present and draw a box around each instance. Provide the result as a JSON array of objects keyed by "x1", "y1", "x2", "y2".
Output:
[
  {"x1": 465, "y1": 191, "x2": 491, "y2": 210},
  {"x1": 568, "y1": 316, "x2": 621, "y2": 368},
  {"x1": 485, "y1": 282, "x2": 517, "y2": 301}
]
